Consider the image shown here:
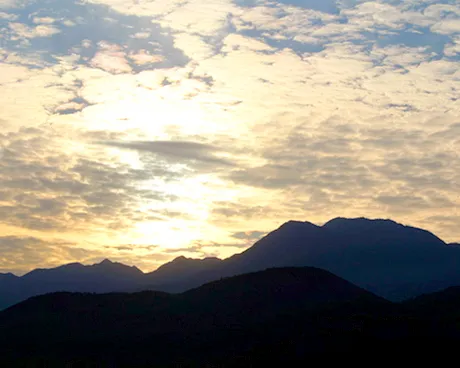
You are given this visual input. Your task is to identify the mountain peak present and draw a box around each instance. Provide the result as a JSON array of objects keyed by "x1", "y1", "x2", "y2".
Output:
[
  {"x1": 168, "y1": 256, "x2": 221, "y2": 264},
  {"x1": 279, "y1": 220, "x2": 320, "y2": 230},
  {"x1": 323, "y1": 217, "x2": 398, "y2": 229},
  {"x1": 171, "y1": 256, "x2": 188, "y2": 263},
  {"x1": 93, "y1": 259, "x2": 143, "y2": 274},
  {"x1": 99, "y1": 259, "x2": 114, "y2": 265},
  {"x1": 146, "y1": 255, "x2": 222, "y2": 285},
  {"x1": 203, "y1": 256, "x2": 221, "y2": 262}
]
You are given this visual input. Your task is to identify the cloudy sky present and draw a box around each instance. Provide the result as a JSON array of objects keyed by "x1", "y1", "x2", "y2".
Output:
[{"x1": 0, "y1": 0, "x2": 459, "y2": 274}]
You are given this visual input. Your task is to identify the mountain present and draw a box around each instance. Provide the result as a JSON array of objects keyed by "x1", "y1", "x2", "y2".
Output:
[
  {"x1": 179, "y1": 266, "x2": 385, "y2": 322},
  {"x1": 0, "y1": 267, "x2": 396, "y2": 366},
  {"x1": 0, "y1": 259, "x2": 144, "y2": 310},
  {"x1": 2, "y1": 217, "x2": 460, "y2": 310},
  {"x1": 0, "y1": 273, "x2": 17, "y2": 281},
  {"x1": 21, "y1": 259, "x2": 143, "y2": 286},
  {"x1": 3, "y1": 267, "x2": 460, "y2": 366},
  {"x1": 143, "y1": 256, "x2": 222, "y2": 291},
  {"x1": 155, "y1": 218, "x2": 460, "y2": 300},
  {"x1": 0, "y1": 256, "x2": 220, "y2": 310}
]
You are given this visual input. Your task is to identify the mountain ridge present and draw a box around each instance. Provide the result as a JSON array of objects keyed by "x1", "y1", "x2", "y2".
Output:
[
  {"x1": 1, "y1": 217, "x2": 460, "y2": 309},
  {"x1": 2, "y1": 266, "x2": 460, "y2": 365}
]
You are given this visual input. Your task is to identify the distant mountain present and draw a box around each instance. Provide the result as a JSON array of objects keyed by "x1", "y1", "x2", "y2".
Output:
[
  {"x1": 144, "y1": 256, "x2": 221, "y2": 291},
  {"x1": 0, "y1": 273, "x2": 17, "y2": 281},
  {"x1": 0, "y1": 259, "x2": 144, "y2": 310},
  {"x1": 0, "y1": 256, "x2": 221, "y2": 310},
  {"x1": 159, "y1": 218, "x2": 460, "y2": 300},
  {"x1": 0, "y1": 267, "x2": 394, "y2": 365},
  {"x1": 2, "y1": 217, "x2": 460, "y2": 310},
  {"x1": 21, "y1": 259, "x2": 143, "y2": 284}
]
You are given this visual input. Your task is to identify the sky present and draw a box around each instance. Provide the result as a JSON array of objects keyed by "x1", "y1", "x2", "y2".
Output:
[{"x1": 0, "y1": 0, "x2": 459, "y2": 274}]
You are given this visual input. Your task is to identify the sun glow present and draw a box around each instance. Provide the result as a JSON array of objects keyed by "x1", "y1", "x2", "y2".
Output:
[{"x1": 1, "y1": 0, "x2": 460, "y2": 274}]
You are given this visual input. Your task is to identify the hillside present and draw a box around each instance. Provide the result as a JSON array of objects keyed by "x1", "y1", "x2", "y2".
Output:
[
  {"x1": 0, "y1": 267, "x2": 394, "y2": 366},
  {"x1": 3, "y1": 267, "x2": 460, "y2": 366}
]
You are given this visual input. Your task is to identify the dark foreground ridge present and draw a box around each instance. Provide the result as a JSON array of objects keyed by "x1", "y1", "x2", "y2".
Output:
[
  {"x1": 2, "y1": 217, "x2": 460, "y2": 310},
  {"x1": 1, "y1": 267, "x2": 460, "y2": 366}
]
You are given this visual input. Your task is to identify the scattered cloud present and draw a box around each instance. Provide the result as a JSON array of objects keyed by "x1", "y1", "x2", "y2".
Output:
[{"x1": 1, "y1": 0, "x2": 459, "y2": 272}]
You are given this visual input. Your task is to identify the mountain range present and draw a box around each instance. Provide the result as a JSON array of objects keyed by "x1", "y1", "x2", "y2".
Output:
[
  {"x1": 2, "y1": 217, "x2": 460, "y2": 310},
  {"x1": 1, "y1": 266, "x2": 460, "y2": 365}
]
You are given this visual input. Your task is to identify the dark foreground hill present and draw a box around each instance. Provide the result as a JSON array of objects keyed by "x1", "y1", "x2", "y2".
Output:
[
  {"x1": 0, "y1": 267, "x2": 392, "y2": 366},
  {"x1": 1, "y1": 267, "x2": 459, "y2": 367},
  {"x1": 2, "y1": 217, "x2": 460, "y2": 310}
]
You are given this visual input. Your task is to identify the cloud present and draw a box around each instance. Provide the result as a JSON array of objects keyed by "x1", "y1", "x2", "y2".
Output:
[
  {"x1": 0, "y1": 236, "x2": 92, "y2": 274},
  {"x1": 90, "y1": 42, "x2": 133, "y2": 74},
  {"x1": 0, "y1": 0, "x2": 17, "y2": 9},
  {"x1": 0, "y1": 127, "x2": 186, "y2": 232},
  {"x1": 0, "y1": 235, "x2": 179, "y2": 275},
  {"x1": 0, "y1": 11, "x2": 17, "y2": 20},
  {"x1": 97, "y1": 140, "x2": 235, "y2": 168},
  {"x1": 0, "y1": 0, "x2": 188, "y2": 75},
  {"x1": 274, "y1": 0, "x2": 340, "y2": 14},
  {"x1": 1, "y1": 0, "x2": 460, "y2": 274},
  {"x1": 9, "y1": 22, "x2": 60, "y2": 38},
  {"x1": 231, "y1": 230, "x2": 266, "y2": 241}
]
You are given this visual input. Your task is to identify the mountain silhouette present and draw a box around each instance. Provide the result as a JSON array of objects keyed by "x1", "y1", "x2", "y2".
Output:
[
  {"x1": 143, "y1": 256, "x2": 222, "y2": 291},
  {"x1": 0, "y1": 267, "x2": 393, "y2": 365},
  {"x1": 179, "y1": 266, "x2": 385, "y2": 323},
  {"x1": 22, "y1": 259, "x2": 143, "y2": 284},
  {"x1": 0, "y1": 273, "x2": 17, "y2": 281},
  {"x1": 1, "y1": 217, "x2": 460, "y2": 310},
  {"x1": 2, "y1": 267, "x2": 460, "y2": 365},
  {"x1": 0, "y1": 259, "x2": 144, "y2": 310},
  {"x1": 159, "y1": 217, "x2": 460, "y2": 300}
]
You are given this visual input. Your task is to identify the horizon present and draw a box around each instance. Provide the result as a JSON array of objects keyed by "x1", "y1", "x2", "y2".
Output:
[
  {"x1": 3, "y1": 216, "x2": 459, "y2": 276},
  {"x1": 1, "y1": 0, "x2": 459, "y2": 274}
]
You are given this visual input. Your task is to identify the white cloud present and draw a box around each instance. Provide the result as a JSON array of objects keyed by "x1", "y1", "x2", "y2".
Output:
[
  {"x1": 0, "y1": 11, "x2": 17, "y2": 20},
  {"x1": 9, "y1": 22, "x2": 61, "y2": 38},
  {"x1": 32, "y1": 16, "x2": 55, "y2": 24},
  {"x1": 432, "y1": 19, "x2": 460, "y2": 35},
  {"x1": 0, "y1": 0, "x2": 18, "y2": 9}
]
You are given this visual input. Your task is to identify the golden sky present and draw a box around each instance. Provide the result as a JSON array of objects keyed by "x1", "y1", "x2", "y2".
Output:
[{"x1": 0, "y1": 0, "x2": 459, "y2": 274}]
